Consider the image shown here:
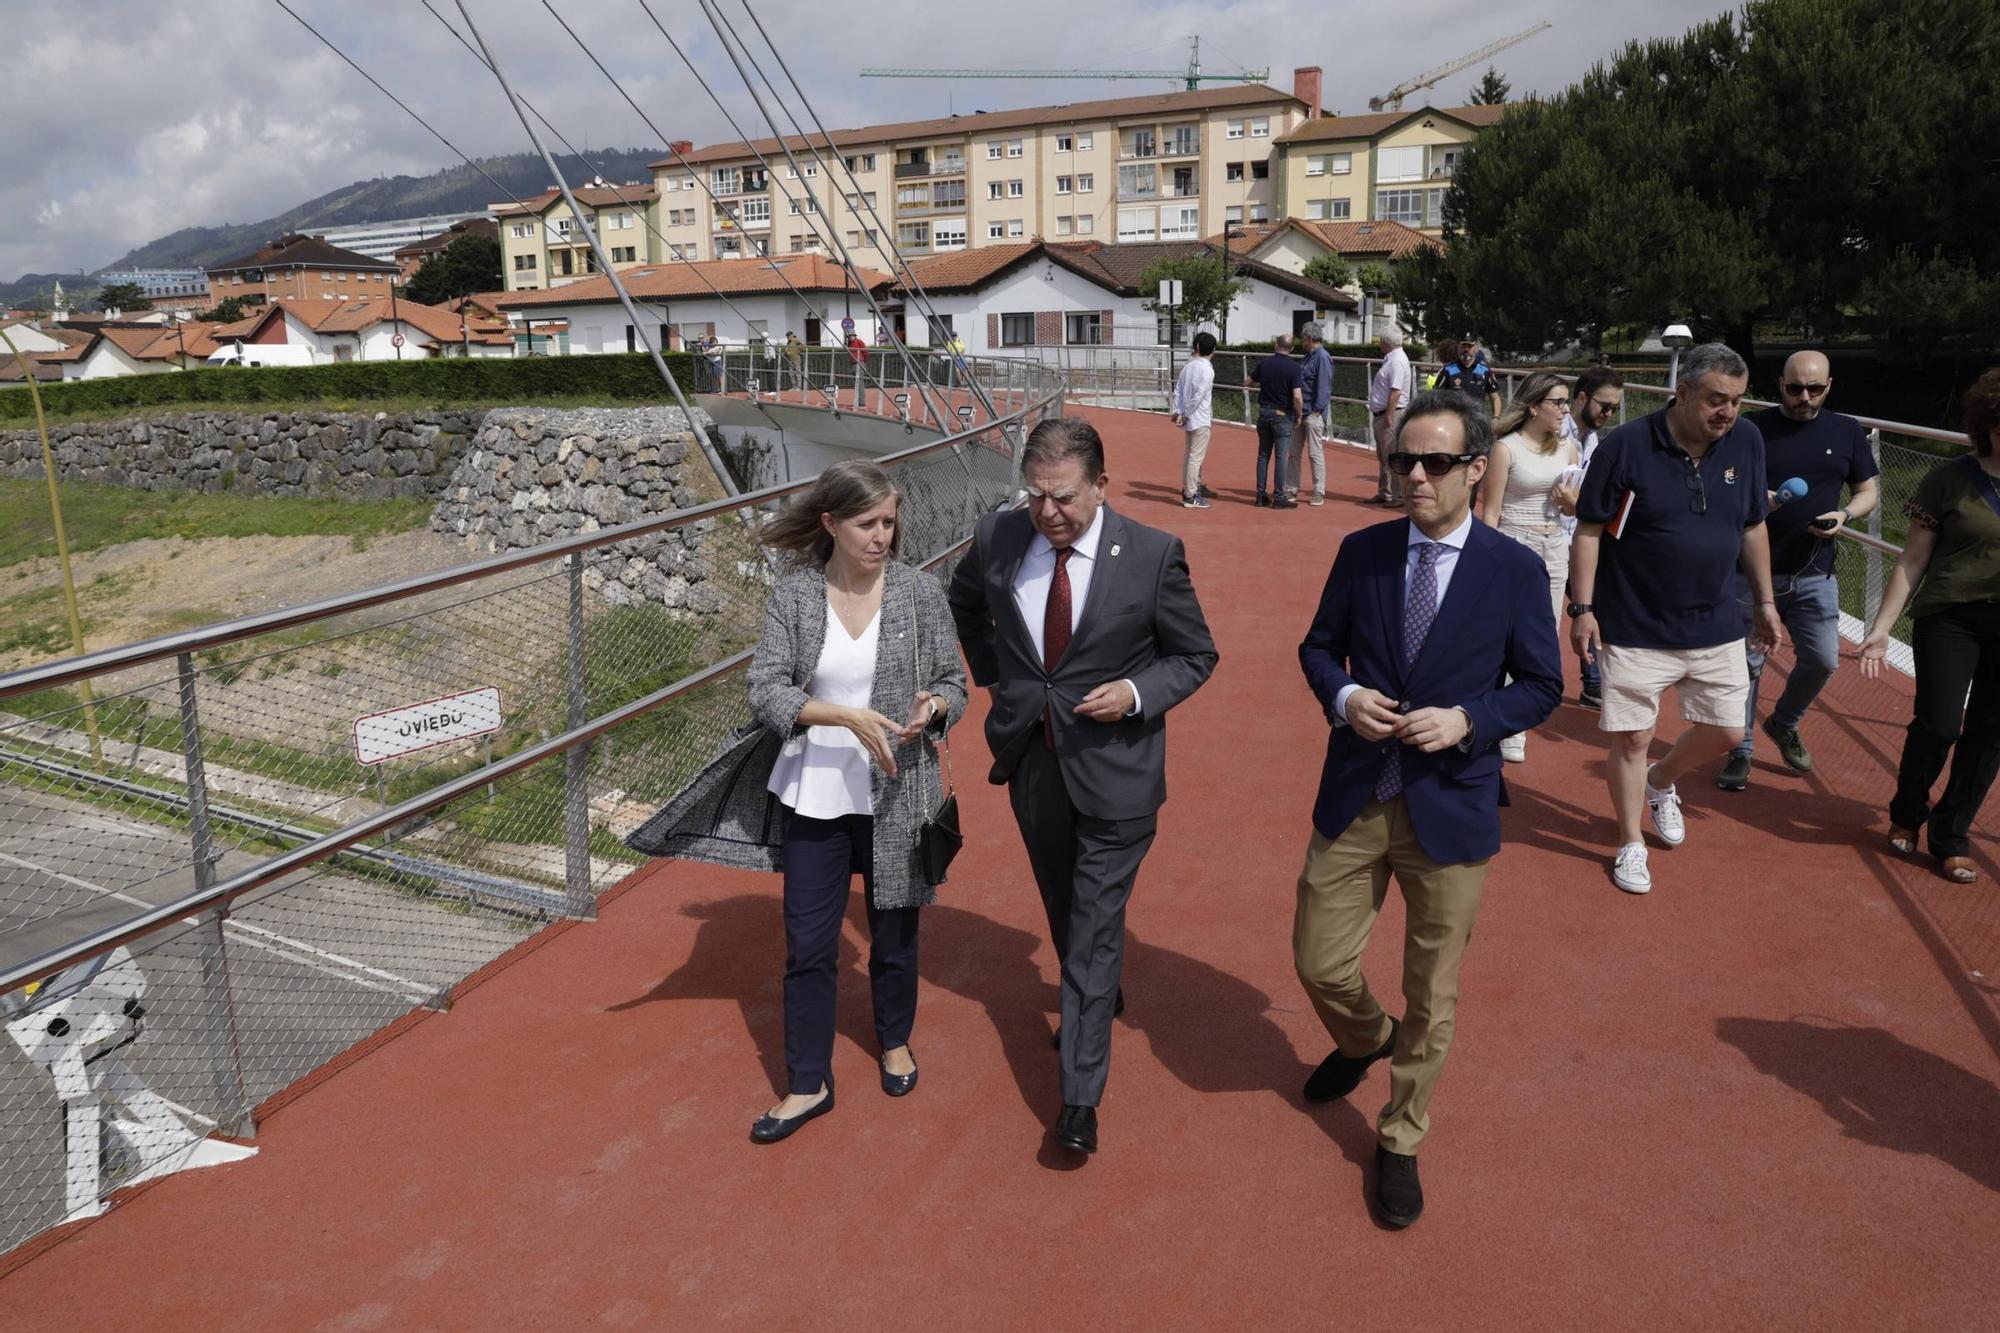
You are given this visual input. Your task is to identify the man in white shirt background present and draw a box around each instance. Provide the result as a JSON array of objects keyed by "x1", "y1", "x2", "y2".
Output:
[
  {"x1": 1170, "y1": 331, "x2": 1218, "y2": 509},
  {"x1": 1368, "y1": 328, "x2": 1414, "y2": 505}
]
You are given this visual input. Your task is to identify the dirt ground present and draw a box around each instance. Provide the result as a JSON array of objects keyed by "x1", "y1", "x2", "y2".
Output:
[{"x1": 0, "y1": 528, "x2": 471, "y2": 674}]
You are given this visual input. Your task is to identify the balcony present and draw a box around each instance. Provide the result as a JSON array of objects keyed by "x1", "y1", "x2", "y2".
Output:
[
  {"x1": 893, "y1": 159, "x2": 966, "y2": 180},
  {"x1": 1160, "y1": 136, "x2": 1201, "y2": 159},
  {"x1": 713, "y1": 214, "x2": 771, "y2": 233},
  {"x1": 894, "y1": 201, "x2": 969, "y2": 218}
]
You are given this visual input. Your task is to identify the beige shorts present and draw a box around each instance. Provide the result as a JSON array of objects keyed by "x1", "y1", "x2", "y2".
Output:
[{"x1": 1597, "y1": 641, "x2": 1749, "y2": 732}]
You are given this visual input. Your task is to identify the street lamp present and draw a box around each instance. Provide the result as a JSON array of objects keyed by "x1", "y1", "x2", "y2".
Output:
[
  {"x1": 1662, "y1": 322, "x2": 1694, "y2": 389},
  {"x1": 1219, "y1": 223, "x2": 1245, "y2": 348}
]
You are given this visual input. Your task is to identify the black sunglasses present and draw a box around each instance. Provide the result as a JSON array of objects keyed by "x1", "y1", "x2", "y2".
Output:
[
  {"x1": 1685, "y1": 462, "x2": 1707, "y2": 515},
  {"x1": 1387, "y1": 452, "x2": 1477, "y2": 476}
]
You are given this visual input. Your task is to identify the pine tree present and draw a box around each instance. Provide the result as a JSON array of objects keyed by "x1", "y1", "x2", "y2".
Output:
[{"x1": 1469, "y1": 66, "x2": 1511, "y2": 105}]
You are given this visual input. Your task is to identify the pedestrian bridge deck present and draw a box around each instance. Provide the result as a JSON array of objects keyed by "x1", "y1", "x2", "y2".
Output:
[{"x1": 1, "y1": 407, "x2": 1994, "y2": 1329}]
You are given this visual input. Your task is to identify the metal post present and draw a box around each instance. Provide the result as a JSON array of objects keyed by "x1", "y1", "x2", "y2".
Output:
[
  {"x1": 177, "y1": 652, "x2": 254, "y2": 1138},
  {"x1": 562, "y1": 553, "x2": 595, "y2": 920},
  {"x1": 1864, "y1": 428, "x2": 1885, "y2": 629}
]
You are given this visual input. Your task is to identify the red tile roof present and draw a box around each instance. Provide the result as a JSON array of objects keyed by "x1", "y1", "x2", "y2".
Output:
[
  {"x1": 1205, "y1": 218, "x2": 1441, "y2": 261},
  {"x1": 495, "y1": 255, "x2": 892, "y2": 308},
  {"x1": 491, "y1": 185, "x2": 660, "y2": 217},
  {"x1": 659, "y1": 84, "x2": 1306, "y2": 167},
  {"x1": 897, "y1": 242, "x2": 1042, "y2": 293},
  {"x1": 1276, "y1": 103, "x2": 1505, "y2": 146},
  {"x1": 392, "y1": 217, "x2": 500, "y2": 259}
]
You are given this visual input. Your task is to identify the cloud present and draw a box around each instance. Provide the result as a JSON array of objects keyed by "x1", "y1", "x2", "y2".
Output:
[{"x1": 0, "y1": 0, "x2": 1732, "y2": 280}]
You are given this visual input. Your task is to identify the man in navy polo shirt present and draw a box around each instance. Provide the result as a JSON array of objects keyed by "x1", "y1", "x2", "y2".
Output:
[
  {"x1": 1246, "y1": 335, "x2": 1305, "y2": 509},
  {"x1": 1434, "y1": 334, "x2": 1501, "y2": 418},
  {"x1": 1568, "y1": 343, "x2": 1784, "y2": 894},
  {"x1": 1717, "y1": 350, "x2": 1880, "y2": 791}
]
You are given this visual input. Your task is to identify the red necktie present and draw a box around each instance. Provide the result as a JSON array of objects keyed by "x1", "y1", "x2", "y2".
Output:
[{"x1": 1042, "y1": 547, "x2": 1073, "y2": 746}]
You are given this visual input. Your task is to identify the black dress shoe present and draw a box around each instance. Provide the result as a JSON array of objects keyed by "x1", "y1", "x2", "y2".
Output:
[
  {"x1": 1303, "y1": 1017, "x2": 1399, "y2": 1103},
  {"x1": 1053, "y1": 988, "x2": 1126, "y2": 1048},
  {"x1": 1055, "y1": 1104, "x2": 1098, "y2": 1154},
  {"x1": 1374, "y1": 1145, "x2": 1423, "y2": 1228},
  {"x1": 749, "y1": 1076, "x2": 834, "y2": 1144},
  {"x1": 880, "y1": 1050, "x2": 919, "y2": 1098}
]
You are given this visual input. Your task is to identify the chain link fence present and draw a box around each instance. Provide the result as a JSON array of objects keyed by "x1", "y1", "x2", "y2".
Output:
[{"x1": 0, "y1": 354, "x2": 1062, "y2": 1255}]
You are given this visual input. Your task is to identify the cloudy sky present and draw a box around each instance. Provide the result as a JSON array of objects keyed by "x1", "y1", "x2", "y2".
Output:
[{"x1": 3, "y1": 0, "x2": 1736, "y2": 281}]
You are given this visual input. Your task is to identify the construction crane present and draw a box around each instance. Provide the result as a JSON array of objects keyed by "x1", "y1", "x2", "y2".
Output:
[
  {"x1": 862, "y1": 37, "x2": 1267, "y2": 93},
  {"x1": 1368, "y1": 21, "x2": 1552, "y2": 112}
]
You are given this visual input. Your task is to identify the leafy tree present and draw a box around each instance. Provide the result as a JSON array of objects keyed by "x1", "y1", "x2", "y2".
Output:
[
  {"x1": 94, "y1": 282, "x2": 152, "y2": 312},
  {"x1": 1469, "y1": 66, "x2": 1511, "y2": 105},
  {"x1": 404, "y1": 233, "x2": 504, "y2": 306},
  {"x1": 1138, "y1": 254, "x2": 1248, "y2": 330},
  {"x1": 194, "y1": 296, "x2": 248, "y2": 324},
  {"x1": 1354, "y1": 263, "x2": 1398, "y2": 299},
  {"x1": 1302, "y1": 253, "x2": 1354, "y2": 291}
]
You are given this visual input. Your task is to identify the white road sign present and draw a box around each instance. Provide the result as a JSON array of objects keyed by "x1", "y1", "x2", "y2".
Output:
[
  {"x1": 1158, "y1": 279, "x2": 1184, "y2": 306},
  {"x1": 354, "y1": 686, "x2": 503, "y2": 766}
]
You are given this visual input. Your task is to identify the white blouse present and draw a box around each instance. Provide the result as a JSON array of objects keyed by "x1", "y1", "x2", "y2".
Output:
[{"x1": 766, "y1": 601, "x2": 880, "y2": 819}]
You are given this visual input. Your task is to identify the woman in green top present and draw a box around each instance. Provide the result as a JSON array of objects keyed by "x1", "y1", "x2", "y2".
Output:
[{"x1": 1860, "y1": 367, "x2": 2000, "y2": 883}]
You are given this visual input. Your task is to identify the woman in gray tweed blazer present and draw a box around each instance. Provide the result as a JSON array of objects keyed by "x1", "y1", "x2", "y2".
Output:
[{"x1": 626, "y1": 459, "x2": 965, "y2": 1144}]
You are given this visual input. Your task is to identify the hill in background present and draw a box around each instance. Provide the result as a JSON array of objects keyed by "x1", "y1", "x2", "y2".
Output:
[{"x1": 2, "y1": 148, "x2": 663, "y2": 310}]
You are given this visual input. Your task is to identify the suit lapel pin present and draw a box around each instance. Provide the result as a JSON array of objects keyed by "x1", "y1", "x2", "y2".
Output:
[{"x1": 1109, "y1": 544, "x2": 1120, "y2": 557}]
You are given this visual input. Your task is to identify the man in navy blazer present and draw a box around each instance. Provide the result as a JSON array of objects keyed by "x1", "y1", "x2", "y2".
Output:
[{"x1": 1293, "y1": 389, "x2": 1561, "y2": 1228}]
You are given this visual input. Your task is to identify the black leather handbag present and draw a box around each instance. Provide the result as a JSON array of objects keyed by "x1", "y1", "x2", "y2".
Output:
[{"x1": 911, "y1": 585, "x2": 963, "y2": 884}]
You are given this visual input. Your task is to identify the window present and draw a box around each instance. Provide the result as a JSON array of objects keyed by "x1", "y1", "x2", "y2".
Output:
[
  {"x1": 1249, "y1": 204, "x2": 1269, "y2": 223},
  {"x1": 679, "y1": 175, "x2": 697, "y2": 191},
  {"x1": 843, "y1": 191, "x2": 878, "y2": 209},
  {"x1": 1000, "y1": 313, "x2": 1035, "y2": 346},
  {"x1": 1075, "y1": 214, "x2": 1094, "y2": 233},
  {"x1": 1007, "y1": 179, "x2": 1024, "y2": 199},
  {"x1": 1432, "y1": 147, "x2": 1463, "y2": 179},
  {"x1": 934, "y1": 221, "x2": 967, "y2": 250},
  {"x1": 612, "y1": 212, "x2": 634, "y2": 230},
  {"x1": 1161, "y1": 205, "x2": 1200, "y2": 239},
  {"x1": 513, "y1": 254, "x2": 537, "y2": 271},
  {"x1": 610, "y1": 246, "x2": 636, "y2": 263},
  {"x1": 783, "y1": 163, "x2": 818, "y2": 179},
  {"x1": 1056, "y1": 175, "x2": 1073, "y2": 194},
  {"x1": 1056, "y1": 134, "x2": 1073, "y2": 152},
  {"x1": 1226, "y1": 119, "x2": 1245, "y2": 140},
  {"x1": 1251, "y1": 117, "x2": 1269, "y2": 138},
  {"x1": 1305, "y1": 198, "x2": 1351, "y2": 221},
  {"x1": 1252, "y1": 160, "x2": 1270, "y2": 180},
  {"x1": 670, "y1": 243, "x2": 697, "y2": 260},
  {"x1": 1164, "y1": 123, "x2": 1199, "y2": 156},
  {"x1": 788, "y1": 236, "x2": 816, "y2": 252},
  {"x1": 751, "y1": 237, "x2": 770, "y2": 257},
  {"x1": 926, "y1": 314, "x2": 955, "y2": 341},
  {"x1": 898, "y1": 184, "x2": 928, "y2": 207},
  {"x1": 1056, "y1": 215, "x2": 1073, "y2": 236},
  {"x1": 788, "y1": 197, "x2": 820, "y2": 215},
  {"x1": 712, "y1": 167, "x2": 741, "y2": 194},
  {"x1": 1116, "y1": 206, "x2": 1156, "y2": 242},
  {"x1": 1375, "y1": 188, "x2": 1441, "y2": 227},
  {"x1": 552, "y1": 218, "x2": 572, "y2": 236},
  {"x1": 987, "y1": 181, "x2": 1005, "y2": 201},
  {"x1": 844, "y1": 153, "x2": 876, "y2": 172},
  {"x1": 1077, "y1": 132, "x2": 1094, "y2": 151},
  {"x1": 987, "y1": 221, "x2": 1006, "y2": 239},
  {"x1": 510, "y1": 222, "x2": 535, "y2": 238},
  {"x1": 1077, "y1": 172, "x2": 1094, "y2": 193},
  {"x1": 1119, "y1": 164, "x2": 1156, "y2": 196},
  {"x1": 1122, "y1": 128, "x2": 1156, "y2": 159},
  {"x1": 1306, "y1": 155, "x2": 1327, "y2": 177},
  {"x1": 1225, "y1": 204, "x2": 1243, "y2": 224},
  {"x1": 847, "y1": 229, "x2": 878, "y2": 246},
  {"x1": 897, "y1": 221, "x2": 930, "y2": 248},
  {"x1": 739, "y1": 198, "x2": 771, "y2": 225},
  {"x1": 987, "y1": 141, "x2": 1004, "y2": 160},
  {"x1": 1007, "y1": 139, "x2": 1024, "y2": 158},
  {"x1": 1065, "y1": 312, "x2": 1103, "y2": 345},
  {"x1": 1226, "y1": 162, "x2": 1244, "y2": 183},
  {"x1": 1376, "y1": 146, "x2": 1423, "y2": 183},
  {"x1": 1007, "y1": 219, "x2": 1024, "y2": 238},
  {"x1": 933, "y1": 181, "x2": 965, "y2": 208}
]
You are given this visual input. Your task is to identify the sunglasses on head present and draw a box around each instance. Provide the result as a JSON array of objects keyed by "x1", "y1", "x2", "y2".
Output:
[{"x1": 1387, "y1": 452, "x2": 1476, "y2": 476}]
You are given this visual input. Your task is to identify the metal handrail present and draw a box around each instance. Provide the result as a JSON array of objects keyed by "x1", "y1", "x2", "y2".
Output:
[{"x1": 0, "y1": 352, "x2": 1061, "y2": 701}]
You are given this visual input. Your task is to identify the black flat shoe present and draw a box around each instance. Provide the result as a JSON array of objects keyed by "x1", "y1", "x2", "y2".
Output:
[
  {"x1": 1374, "y1": 1145, "x2": 1423, "y2": 1228},
  {"x1": 880, "y1": 1050, "x2": 919, "y2": 1097},
  {"x1": 749, "y1": 1077, "x2": 834, "y2": 1144},
  {"x1": 1055, "y1": 1104, "x2": 1097, "y2": 1155},
  {"x1": 1303, "y1": 1017, "x2": 1399, "y2": 1103}
]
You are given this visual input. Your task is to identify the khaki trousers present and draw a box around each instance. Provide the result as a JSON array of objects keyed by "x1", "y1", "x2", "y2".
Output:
[
  {"x1": 1371, "y1": 409, "x2": 1405, "y2": 500},
  {"x1": 1181, "y1": 425, "x2": 1211, "y2": 498},
  {"x1": 1292, "y1": 797, "x2": 1488, "y2": 1155}
]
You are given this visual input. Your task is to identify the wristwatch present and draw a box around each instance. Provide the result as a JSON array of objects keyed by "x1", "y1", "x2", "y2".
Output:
[{"x1": 1566, "y1": 602, "x2": 1593, "y2": 619}]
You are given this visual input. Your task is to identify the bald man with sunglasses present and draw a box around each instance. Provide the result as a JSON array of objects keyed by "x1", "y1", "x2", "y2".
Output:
[{"x1": 1294, "y1": 390, "x2": 1562, "y2": 1228}]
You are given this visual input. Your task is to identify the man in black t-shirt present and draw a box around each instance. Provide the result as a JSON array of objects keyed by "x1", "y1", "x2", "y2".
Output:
[
  {"x1": 1433, "y1": 334, "x2": 1501, "y2": 417},
  {"x1": 1717, "y1": 351, "x2": 1880, "y2": 791},
  {"x1": 1246, "y1": 336, "x2": 1304, "y2": 508}
]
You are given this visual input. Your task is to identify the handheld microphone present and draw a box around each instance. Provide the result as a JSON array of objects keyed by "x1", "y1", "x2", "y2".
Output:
[{"x1": 1776, "y1": 477, "x2": 1808, "y2": 505}]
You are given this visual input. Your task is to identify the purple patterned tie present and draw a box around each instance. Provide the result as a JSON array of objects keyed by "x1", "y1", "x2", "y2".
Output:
[{"x1": 1373, "y1": 541, "x2": 1444, "y2": 803}]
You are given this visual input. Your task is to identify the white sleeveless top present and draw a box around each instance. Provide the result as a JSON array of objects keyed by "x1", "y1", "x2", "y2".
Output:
[
  {"x1": 1497, "y1": 432, "x2": 1572, "y2": 529},
  {"x1": 765, "y1": 602, "x2": 879, "y2": 819}
]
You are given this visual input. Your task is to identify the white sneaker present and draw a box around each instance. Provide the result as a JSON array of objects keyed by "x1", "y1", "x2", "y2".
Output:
[
  {"x1": 1500, "y1": 734, "x2": 1527, "y2": 763},
  {"x1": 1613, "y1": 842, "x2": 1652, "y2": 894},
  {"x1": 1646, "y1": 781, "x2": 1686, "y2": 846}
]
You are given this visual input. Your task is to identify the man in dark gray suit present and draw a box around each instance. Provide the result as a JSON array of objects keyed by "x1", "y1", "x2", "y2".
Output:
[{"x1": 949, "y1": 416, "x2": 1218, "y2": 1157}]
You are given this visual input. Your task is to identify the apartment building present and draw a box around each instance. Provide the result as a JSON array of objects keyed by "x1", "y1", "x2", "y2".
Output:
[
  {"x1": 493, "y1": 184, "x2": 663, "y2": 292},
  {"x1": 1274, "y1": 105, "x2": 1504, "y2": 233},
  {"x1": 642, "y1": 73, "x2": 1327, "y2": 269},
  {"x1": 203, "y1": 234, "x2": 402, "y2": 306}
]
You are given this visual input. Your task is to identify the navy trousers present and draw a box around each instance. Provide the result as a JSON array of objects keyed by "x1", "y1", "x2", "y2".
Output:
[{"x1": 781, "y1": 812, "x2": 919, "y2": 1095}]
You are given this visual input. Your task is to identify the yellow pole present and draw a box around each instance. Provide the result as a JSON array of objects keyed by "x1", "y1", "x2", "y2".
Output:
[{"x1": 0, "y1": 325, "x2": 102, "y2": 763}]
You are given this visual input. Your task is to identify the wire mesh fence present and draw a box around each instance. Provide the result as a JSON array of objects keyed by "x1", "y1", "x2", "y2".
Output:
[{"x1": 0, "y1": 355, "x2": 1060, "y2": 1255}]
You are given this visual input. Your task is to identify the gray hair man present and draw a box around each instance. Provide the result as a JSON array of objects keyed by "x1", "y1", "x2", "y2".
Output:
[
  {"x1": 1367, "y1": 327, "x2": 1413, "y2": 504},
  {"x1": 1295, "y1": 322, "x2": 1334, "y2": 506},
  {"x1": 1568, "y1": 343, "x2": 1785, "y2": 895},
  {"x1": 1716, "y1": 350, "x2": 1880, "y2": 790}
]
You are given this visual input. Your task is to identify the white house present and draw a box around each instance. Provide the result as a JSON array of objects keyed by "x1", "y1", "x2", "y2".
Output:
[
  {"x1": 211, "y1": 297, "x2": 516, "y2": 364},
  {"x1": 896, "y1": 239, "x2": 1359, "y2": 353},
  {"x1": 494, "y1": 254, "x2": 894, "y2": 355},
  {"x1": 0, "y1": 319, "x2": 73, "y2": 355},
  {"x1": 1208, "y1": 218, "x2": 1438, "y2": 340}
]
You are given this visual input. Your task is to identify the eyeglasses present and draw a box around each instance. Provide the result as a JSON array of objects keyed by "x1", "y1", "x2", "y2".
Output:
[
  {"x1": 1541, "y1": 396, "x2": 1571, "y2": 409},
  {"x1": 1781, "y1": 382, "x2": 1830, "y2": 397},
  {"x1": 1387, "y1": 452, "x2": 1476, "y2": 476},
  {"x1": 1685, "y1": 462, "x2": 1707, "y2": 515}
]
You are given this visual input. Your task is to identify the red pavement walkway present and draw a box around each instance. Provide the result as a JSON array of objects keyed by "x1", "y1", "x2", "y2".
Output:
[{"x1": 2, "y1": 408, "x2": 1996, "y2": 1330}]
